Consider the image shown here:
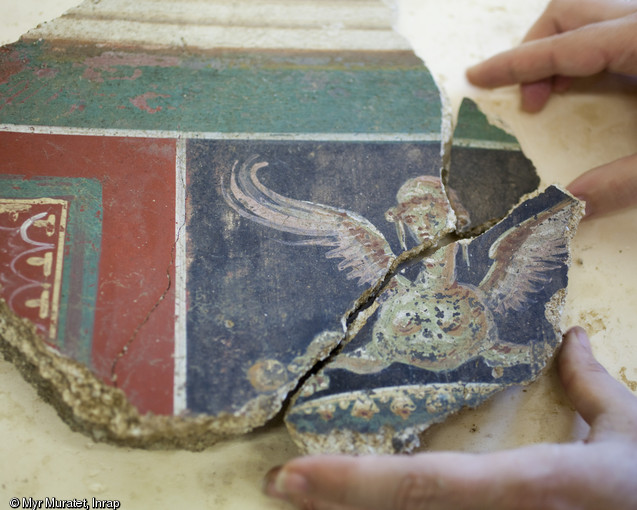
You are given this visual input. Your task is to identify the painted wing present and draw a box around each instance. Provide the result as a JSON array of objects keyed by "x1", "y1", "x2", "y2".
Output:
[
  {"x1": 479, "y1": 192, "x2": 579, "y2": 315},
  {"x1": 221, "y1": 156, "x2": 395, "y2": 287}
]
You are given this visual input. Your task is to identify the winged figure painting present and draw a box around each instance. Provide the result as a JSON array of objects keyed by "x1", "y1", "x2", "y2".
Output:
[
  {"x1": 333, "y1": 201, "x2": 574, "y2": 375},
  {"x1": 222, "y1": 155, "x2": 458, "y2": 287},
  {"x1": 223, "y1": 155, "x2": 577, "y2": 375}
]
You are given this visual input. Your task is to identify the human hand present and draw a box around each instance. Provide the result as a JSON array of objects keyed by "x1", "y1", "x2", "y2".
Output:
[
  {"x1": 263, "y1": 327, "x2": 637, "y2": 510},
  {"x1": 466, "y1": 0, "x2": 637, "y2": 219},
  {"x1": 466, "y1": 0, "x2": 637, "y2": 113}
]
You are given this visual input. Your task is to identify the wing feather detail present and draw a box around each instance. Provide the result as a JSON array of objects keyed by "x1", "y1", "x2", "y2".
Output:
[
  {"x1": 479, "y1": 194, "x2": 578, "y2": 315},
  {"x1": 221, "y1": 156, "x2": 395, "y2": 287}
]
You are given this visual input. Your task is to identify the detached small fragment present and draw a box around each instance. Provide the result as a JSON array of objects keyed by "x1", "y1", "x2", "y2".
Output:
[
  {"x1": 285, "y1": 185, "x2": 584, "y2": 454},
  {"x1": 447, "y1": 98, "x2": 541, "y2": 234}
]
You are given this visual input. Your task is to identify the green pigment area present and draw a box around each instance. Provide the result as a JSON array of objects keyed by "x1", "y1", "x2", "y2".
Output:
[
  {"x1": 0, "y1": 41, "x2": 442, "y2": 135},
  {"x1": 453, "y1": 98, "x2": 518, "y2": 144},
  {"x1": 0, "y1": 176, "x2": 102, "y2": 365}
]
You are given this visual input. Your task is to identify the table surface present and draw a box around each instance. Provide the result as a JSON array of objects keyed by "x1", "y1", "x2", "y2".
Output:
[{"x1": 0, "y1": 1, "x2": 636, "y2": 508}]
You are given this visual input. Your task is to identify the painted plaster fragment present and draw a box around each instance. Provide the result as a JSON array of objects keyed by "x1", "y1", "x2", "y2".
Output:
[
  {"x1": 0, "y1": 0, "x2": 574, "y2": 452},
  {"x1": 447, "y1": 98, "x2": 540, "y2": 234},
  {"x1": 285, "y1": 185, "x2": 584, "y2": 454},
  {"x1": 0, "y1": 198, "x2": 69, "y2": 342},
  {"x1": 185, "y1": 139, "x2": 448, "y2": 429}
]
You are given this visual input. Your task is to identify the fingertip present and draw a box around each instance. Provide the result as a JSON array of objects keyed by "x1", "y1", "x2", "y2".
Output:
[
  {"x1": 561, "y1": 326, "x2": 592, "y2": 360},
  {"x1": 559, "y1": 327, "x2": 585, "y2": 379},
  {"x1": 466, "y1": 63, "x2": 489, "y2": 88},
  {"x1": 520, "y1": 80, "x2": 552, "y2": 112},
  {"x1": 567, "y1": 152, "x2": 637, "y2": 220},
  {"x1": 262, "y1": 455, "x2": 358, "y2": 504},
  {"x1": 560, "y1": 327, "x2": 637, "y2": 442},
  {"x1": 262, "y1": 465, "x2": 287, "y2": 499},
  {"x1": 560, "y1": 325, "x2": 596, "y2": 369},
  {"x1": 567, "y1": 325, "x2": 590, "y2": 346},
  {"x1": 558, "y1": 326, "x2": 617, "y2": 426}
]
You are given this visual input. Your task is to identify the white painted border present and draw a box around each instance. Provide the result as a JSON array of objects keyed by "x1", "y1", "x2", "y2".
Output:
[
  {"x1": 0, "y1": 124, "x2": 442, "y2": 142},
  {"x1": 451, "y1": 137, "x2": 520, "y2": 150},
  {"x1": 173, "y1": 137, "x2": 188, "y2": 415}
]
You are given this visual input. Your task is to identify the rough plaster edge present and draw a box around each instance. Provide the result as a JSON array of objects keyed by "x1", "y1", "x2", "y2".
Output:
[{"x1": 0, "y1": 298, "x2": 332, "y2": 450}]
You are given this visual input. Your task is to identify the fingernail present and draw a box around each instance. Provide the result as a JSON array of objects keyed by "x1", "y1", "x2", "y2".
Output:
[
  {"x1": 262, "y1": 466, "x2": 309, "y2": 498},
  {"x1": 567, "y1": 326, "x2": 590, "y2": 350},
  {"x1": 263, "y1": 466, "x2": 283, "y2": 497}
]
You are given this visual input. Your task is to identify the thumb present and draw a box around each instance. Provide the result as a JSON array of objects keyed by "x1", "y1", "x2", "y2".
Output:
[
  {"x1": 558, "y1": 327, "x2": 637, "y2": 443},
  {"x1": 567, "y1": 152, "x2": 637, "y2": 219}
]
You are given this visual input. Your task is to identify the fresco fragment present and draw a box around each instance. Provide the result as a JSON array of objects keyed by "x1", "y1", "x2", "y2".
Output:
[{"x1": 286, "y1": 186, "x2": 584, "y2": 454}]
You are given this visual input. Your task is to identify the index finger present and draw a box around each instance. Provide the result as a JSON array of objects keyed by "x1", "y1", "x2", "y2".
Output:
[
  {"x1": 466, "y1": 15, "x2": 637, "y2": 89},
  {"x1": 522, "y1": 0, "x2": 637, "y2": 43},
  {"x1": 566, "y1": 152, "x2": 637, "y2": 219}
]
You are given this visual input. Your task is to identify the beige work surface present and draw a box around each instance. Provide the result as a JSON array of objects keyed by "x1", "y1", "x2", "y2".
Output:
[{"x1": 1, "y1": 1, "x2": 636, "y2": 508}]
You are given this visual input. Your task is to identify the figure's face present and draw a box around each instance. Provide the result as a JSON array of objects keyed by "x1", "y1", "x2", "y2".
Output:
[{"x1": 384, "y1": 176, "x2": 455, "y2": 249}]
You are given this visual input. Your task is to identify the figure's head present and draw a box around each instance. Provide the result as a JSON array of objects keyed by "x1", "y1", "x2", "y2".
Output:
[{"x1": 384, "y1": 176, "x2": 456, "y2": 249}]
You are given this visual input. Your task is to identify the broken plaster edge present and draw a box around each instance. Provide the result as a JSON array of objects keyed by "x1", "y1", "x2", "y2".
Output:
[
  {"x1": 541, "y1": 183, "x2": 586, "y2": 359},
  {"x1": 0, "y1": 298, "x2": 328, "y2": 450}
]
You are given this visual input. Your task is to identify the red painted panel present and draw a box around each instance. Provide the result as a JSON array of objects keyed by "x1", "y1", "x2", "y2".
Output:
[{"x1": 0, "y1": 132, "x2": 176, "y2": 415}]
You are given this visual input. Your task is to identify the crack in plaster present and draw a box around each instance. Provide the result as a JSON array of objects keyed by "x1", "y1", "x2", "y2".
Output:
[
  {"x1": 109, "y1": 241, "x2": 175, "y2": 386},
  {"x1": 108, "y1": 145, "x2": 187, "y2": 388}
]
